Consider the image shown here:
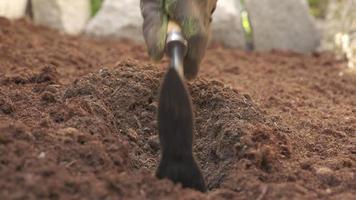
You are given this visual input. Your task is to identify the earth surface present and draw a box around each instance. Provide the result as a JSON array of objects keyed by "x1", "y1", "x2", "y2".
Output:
[{"x1": 0, "y1": 18, "x2": 355, "y2": 200}]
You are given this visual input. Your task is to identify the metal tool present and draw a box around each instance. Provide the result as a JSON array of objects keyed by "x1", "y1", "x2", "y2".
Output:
[
  {"x1": 165, "y1": 21, "x2": 187, "y2": 77},
  {"x1": 156, "y1": 21, "x2": 206, "y2": 192}
]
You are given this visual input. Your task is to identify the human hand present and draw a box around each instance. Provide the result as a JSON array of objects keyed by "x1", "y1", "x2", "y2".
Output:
[{"x1": 140, "y1": 0, "x2": 217, "y2": 79}]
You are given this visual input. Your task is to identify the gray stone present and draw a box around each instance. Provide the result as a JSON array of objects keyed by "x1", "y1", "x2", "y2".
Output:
[
  {"x1": 211, "y1": 0, "x2": 246, "y2": 49},
  {"x1": 246, "y1": 0, "x2": 320, "y2": 53},
  {"x1": 32, "y1": 0, "x2": 91, "y2": 35},
  {"x1": 321, "y1": 0, "x2": 356, "y2": 50},
  {"x1": 322, "y1": 0, "x2": 356, "y2": 68},
  {"x1": 148, "y1": 135, "x2": 160, "y2": 151},
  {"x1": 85, "y1": 0, "x2": 143, "y2": 42}
]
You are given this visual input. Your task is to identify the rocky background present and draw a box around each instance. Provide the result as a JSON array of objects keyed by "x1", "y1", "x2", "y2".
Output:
[
  {"x1": 0, "y1": 0, "x2": 355, "y2": 68},
  {"x1": 321, "y1": 0, "x2": 356, "y2": 68}
]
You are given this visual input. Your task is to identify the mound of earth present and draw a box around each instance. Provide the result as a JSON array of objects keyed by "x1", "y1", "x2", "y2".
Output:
[
  {"x1": 0, "y1": 58, "x2": 290, "y2": 199},
  {"x1": 0, "y1": 18, "x2": 355, "y2": 199}
]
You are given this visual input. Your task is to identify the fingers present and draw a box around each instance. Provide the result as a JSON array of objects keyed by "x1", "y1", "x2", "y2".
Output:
[{"x1": 141, "y1": 0, "x2": 168, "y2": 61}]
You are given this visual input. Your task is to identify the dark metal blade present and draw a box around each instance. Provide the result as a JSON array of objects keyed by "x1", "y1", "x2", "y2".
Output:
[
  {"x1": 156, "y1": 67, "x2": 206, "y2": 192},
  {"x1": 158, "y1": 67, "x2": 193, "y2": 155}
]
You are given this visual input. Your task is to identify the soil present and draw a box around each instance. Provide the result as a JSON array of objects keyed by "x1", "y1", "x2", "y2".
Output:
[{"x1": 0, "y1": 18, "x2": 355, "y2": 200}]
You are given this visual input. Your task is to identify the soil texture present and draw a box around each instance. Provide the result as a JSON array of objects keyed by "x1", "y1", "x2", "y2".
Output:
[{"x1": 0, "y1": 18, "x2": 355, "y2": 199}]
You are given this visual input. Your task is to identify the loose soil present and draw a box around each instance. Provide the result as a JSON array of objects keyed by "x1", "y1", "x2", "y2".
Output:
[{"x1": 0, "y1": 18, "x2": 355, "y2": 200}]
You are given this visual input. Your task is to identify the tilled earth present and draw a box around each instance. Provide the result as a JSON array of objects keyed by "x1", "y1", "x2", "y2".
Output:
[{"x1": 0, "y1": 18, "x2": 355, "y2": 200}]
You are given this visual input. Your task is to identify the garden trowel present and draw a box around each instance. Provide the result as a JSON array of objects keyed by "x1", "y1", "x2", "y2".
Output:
[{"x1": 156, "y1": 21, "x2": 206, "y2": 192}]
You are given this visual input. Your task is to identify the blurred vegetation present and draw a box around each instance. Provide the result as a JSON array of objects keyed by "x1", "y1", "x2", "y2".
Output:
[
  {"x1": 91, "y1": 0, "x2": 102, "y2": 17},
  {"x1": 308, "y1": 0, "x2": 329, "y2": 18}
]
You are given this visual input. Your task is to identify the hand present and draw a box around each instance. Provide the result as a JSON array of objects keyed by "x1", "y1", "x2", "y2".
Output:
[{"x1": 140, "y1": 0, "x2": 217, "y2": 79}]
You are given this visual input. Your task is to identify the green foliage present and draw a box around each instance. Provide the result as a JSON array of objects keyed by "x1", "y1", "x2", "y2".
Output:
[
  {"x1": 91, "y1": 0, "x2": 102, "y2": 17},
  {"x1": 308, "y1": 0, "x2": 329, "y2": 18}
]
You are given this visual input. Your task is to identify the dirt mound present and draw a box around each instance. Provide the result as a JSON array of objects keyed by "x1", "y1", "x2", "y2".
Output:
[
  {"x1": 201, "y1": 47, "x2": 356, "y2": 199},
  {"x1": 0, "y1": 58, "x2": 290, "y2": 199},
  {"x1": 0, "y1": 18, "x2": 355, "y2": 199}
]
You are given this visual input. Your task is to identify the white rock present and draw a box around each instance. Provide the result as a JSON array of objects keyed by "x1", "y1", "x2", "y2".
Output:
[
  {"x1": 246, "y1": 0, "x2": 320, "y2": 53},
  {"x1": 321, "y1": 0, "x2": 356, "y2": 50},
  {"x1": 85, "y1": 0, "x2": 143, "y2": 42},
  {"x1": 32, "y1": 0, "x2": 91, "y2": 35},
  {"x1": 211, "y1": 0, "x2": 246, "y2": 49},
  {"x1": 0, "y1": 0, "x2": 28, "y2": 19},
  {"x1": 322, "y1": 0, "x2": 356, "y2": 68}
]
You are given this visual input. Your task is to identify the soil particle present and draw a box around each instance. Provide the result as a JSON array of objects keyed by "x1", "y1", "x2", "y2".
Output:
[{"x1": 0, "y1": 92, "x2": 15, "y2": 114}]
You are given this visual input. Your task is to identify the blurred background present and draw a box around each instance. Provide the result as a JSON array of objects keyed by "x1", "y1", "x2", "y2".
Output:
[{"x1": 0, "y1": 0, "x2": 355, "y2": 68}]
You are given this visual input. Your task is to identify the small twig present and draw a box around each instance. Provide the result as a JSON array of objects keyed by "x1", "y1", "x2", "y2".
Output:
[
  {"x1": 65, "y1": 160, "x2": 77, "y2": 168},
  {"x1": 111, "y1": 86, "x2": 122, "y2": 96},
  {"x1": 256, "y1": 185, "x2": 268, "y2": 200},
  {"x1": 134, "y1": 115, "x2": 142, "y2": 129}
]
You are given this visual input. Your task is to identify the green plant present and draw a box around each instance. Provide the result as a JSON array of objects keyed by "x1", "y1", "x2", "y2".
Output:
[
  {"x1": 91, "y1": 0, "x2": 102, "y2": 17},
  {"x1": 308, "y1": 0, "x2": 329, "y2": 18}
]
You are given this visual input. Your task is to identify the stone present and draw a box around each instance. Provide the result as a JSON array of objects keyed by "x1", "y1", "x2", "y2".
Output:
[
  {"x1": 0, "y1": 0, "x2": 28, "y2": 19},
  {"x1": 58, "y1": 127, "x2": 81, "y2": 136},
  {"x1": 31, "y1": 0, "x2": 91, "y2": 35},
  {"x1": 127, "y1": 128, "x2": 138, "y2": 142},
  {"x1": 85, "y1": 0, "x2": 143, "y2": 42},
  {"x1": 245, "y1": 0, "x2": 320, "y2": 53},
  {"x1": 315, "y1": 166, "x2": 333, "y2": 175},
  {"x1": 322, "y1": 0, "x2": 356, "y2": 68},
  {"x1": 321, "y1": 0, "x2": 356, "y2": 50},
  {"x1": 315, "y1": 166, "x2": 340, "y2": 187},
  {"x1": 211, "y1": 0, "x2": 246, "y2": 49},
  {"x1": 148, "y1": 135, "x2": 160, "y2": 151}
]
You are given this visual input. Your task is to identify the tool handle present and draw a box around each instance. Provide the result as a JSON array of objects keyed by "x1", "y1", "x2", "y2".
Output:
[
  {"x1": 166, "y1": 20, "x2": 187, "y2": 46},
  {"x1": 167, "y1": 21, "x2": 182, "y2": 34},
  {"x1": 166, "y1": 20, "x2": 187, "y2": 78}
]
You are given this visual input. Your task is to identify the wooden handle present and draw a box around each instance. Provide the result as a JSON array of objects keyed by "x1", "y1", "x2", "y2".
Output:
[{"x1": 167, "y1": 21, "x2": 182, "y2": 34}]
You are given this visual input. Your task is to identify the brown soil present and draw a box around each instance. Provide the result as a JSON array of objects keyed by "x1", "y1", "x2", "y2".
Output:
[{"x1": 0, "y1": 18, "x2": 355, "y2": 200}]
